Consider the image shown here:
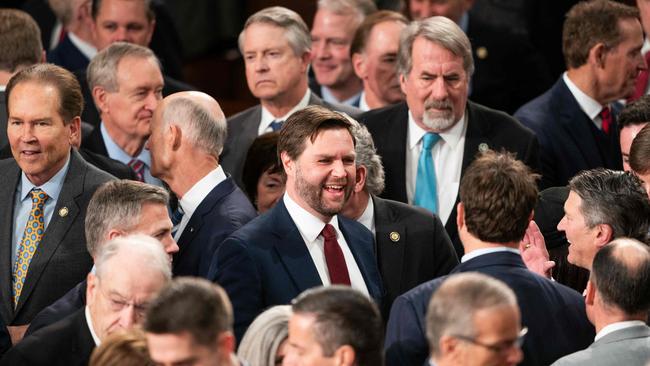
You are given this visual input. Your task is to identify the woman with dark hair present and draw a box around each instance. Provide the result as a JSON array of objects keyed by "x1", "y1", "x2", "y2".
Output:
[{"x1": 242, "y1": 132, "x2": 286, "y2": 213}]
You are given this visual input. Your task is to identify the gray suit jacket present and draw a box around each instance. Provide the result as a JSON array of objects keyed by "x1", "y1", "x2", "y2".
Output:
[
  {"x1": 220, "y1": 92, "x2": 361, "y2": 188},
  {"x1": 0, "y1": 149, "x2": 115, "y2": 325},
  {"x1": 552, "y1": 324, "x2": 650, "y2": 366}
]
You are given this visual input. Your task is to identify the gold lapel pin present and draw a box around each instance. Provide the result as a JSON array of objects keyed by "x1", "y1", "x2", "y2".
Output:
[
  {"x1": 478, "y1": 143, "x2": 489, "y2": 152},
  {"x1": 389, "y1": 232, "x2": 400, "y2": 242},
  {"x1": 477, "y1": 46, "x2": 488, "y2": 60},
  {"x1": 58, "y1": 207, "x2": 69, "y2": 217}
]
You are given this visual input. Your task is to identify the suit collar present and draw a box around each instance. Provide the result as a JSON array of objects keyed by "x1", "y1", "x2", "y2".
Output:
[
  {"x1": 592, "y1": 323, "x2": 650, "y2": 347},
  {"x1": 178, "y1": 166, "x2": 227, "y2": 220},
  {"x1": 260, "y1": 89, "x2": 311, "y2": 132},
  {"x1": 452, "y1": 250, "x2": 526, "y2": 273},
  {"x1": 0, "y1": 160, "x2": 22, "y2": 323},
  {"x1": 461, "y1": 101, "x2": 493, "y2": 173}
]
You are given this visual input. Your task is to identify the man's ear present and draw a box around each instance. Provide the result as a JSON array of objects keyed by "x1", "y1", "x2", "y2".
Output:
[
  {"x1": 456, "y1": 202, "x2": 465, "y2": 230},
  {"x1": 333, "y1": 345, "x2": 356, "y2": 366},
  {"x1": 399, "y1": 73, "x2": 408, "y2": 95},
  {"x1": 352, "y1": 53, "x2": 366, "y2": 80},
  {"x1": 281, "y1": 151, "x2": 294, "y2": 175},
  {"x1": 216, "y1": 331, "x2": 236, "y2": 357},
  {"x1": 168, "y1": 124, "x2": 182, "y2": 151},
  {"x1": 93, "y1": 86, "x2": 109, "y2": 114},
  {"x1": 68, "y1": 116, "x2": 81, "y2": 147},
  {"x1": 589, "y1": 42, "x2": 608, "y2": 69},
  {"x1": 585, "y1": 279, "x2": 596, "y2": 306},
  {"x1": 594, "y1": 223, "x2": 613, "y2": 249},
  {"x1": 354, "y1": 165, "x2": 367, "y2": 193}
]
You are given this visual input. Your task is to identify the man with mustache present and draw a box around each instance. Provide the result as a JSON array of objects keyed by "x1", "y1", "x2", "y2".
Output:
[
  {"x1": 358, "y1": 16, "x2": 539, "y2": 256},
  {"x1": 208, "y1": 105, "x2": 383, "y2": 341}
]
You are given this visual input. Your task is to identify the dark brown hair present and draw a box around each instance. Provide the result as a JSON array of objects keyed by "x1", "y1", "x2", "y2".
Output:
[
  {"x1": 0, "y1": 9, "x2": 42, "y2": 73},
  {"x1": 242, "y1": 132, "x2": 284, "y2": 206},
  {"x1": 630, "y1": 124, "x2": 650, "y2": 174}
]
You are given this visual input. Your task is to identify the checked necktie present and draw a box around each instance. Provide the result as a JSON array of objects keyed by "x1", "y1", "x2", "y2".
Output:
[
  {"x1": 321, "y1": 224, "x2": 351, "y2": 285},
  {"x1": 13, "y1": 189, "x2": 48, "y2": 307}
]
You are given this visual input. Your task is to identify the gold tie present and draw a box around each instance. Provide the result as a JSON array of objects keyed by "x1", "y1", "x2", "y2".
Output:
[{"x1": 13, "y1": 189, "x2": 48, "y2": 306}]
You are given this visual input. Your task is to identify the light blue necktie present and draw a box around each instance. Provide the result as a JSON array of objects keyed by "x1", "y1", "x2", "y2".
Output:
[{"x1": 414, "y1": 133, "x2": 441, "y2": 214}]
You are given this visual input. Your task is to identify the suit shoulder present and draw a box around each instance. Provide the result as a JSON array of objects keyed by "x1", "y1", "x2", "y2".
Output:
[
  {"x1": 322, "y1": 101, "x2": 362, "y2": 119},
  {"x1": 227, "y1": 105, "x2": 260, "y2": 124},
  {"x1": 359, "y1": 102, "x2": 405, "y2": 124},
  {"x1": 471, "y1": 102, "x2": 536, "y2": 138}
]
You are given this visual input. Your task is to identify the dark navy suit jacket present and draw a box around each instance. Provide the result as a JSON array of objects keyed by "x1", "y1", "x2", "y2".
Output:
[
  {"x1": 384, "y1": 251, "x2": 594, "y2": 366},
  {"x1": 46, "y1": 34, "x2": 90, "y2": 73},
  {"x1": 24, "y1": 280, "x2": 86, "y2": 337},
  {"x1": 173, "y1": 177, "x2": 257, "y2": 278},
  {"x1": 515, "y1": 78, "x2": 623, "y2": 189},
  {"x1": 208, "y1": 199, "x2": 383, "y2": 341}
]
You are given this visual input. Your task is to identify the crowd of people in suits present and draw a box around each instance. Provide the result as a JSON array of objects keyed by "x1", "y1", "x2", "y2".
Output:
[{"x1": 0, "y1": 0, "x2": 650, "y2": 365}]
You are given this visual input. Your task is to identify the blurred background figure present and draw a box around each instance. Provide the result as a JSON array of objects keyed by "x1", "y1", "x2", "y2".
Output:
[
  {"x1": 89, "y1": 329, "x2": 155, "y2": 366},
  {"x1": 237, "y1": 305, "x2": 291, "y2": 366},
  {"x1": 242, "y1": 132, "x2": 286, "y2": 214}
]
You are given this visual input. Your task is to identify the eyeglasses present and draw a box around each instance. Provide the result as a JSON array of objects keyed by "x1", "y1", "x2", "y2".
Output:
[{"x1": 454, "y1": 327, "x2": 528, "y2": 355}]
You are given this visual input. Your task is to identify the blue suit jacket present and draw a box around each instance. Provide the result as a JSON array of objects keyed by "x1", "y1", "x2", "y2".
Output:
[
  {"x1": 46, "y1": 34, "x2": 90, "y2": 73},
  {"x1": 208, "y1": 199, "x2": 383, "y2": 341},
  {"x1": 515, "y1": 78, "x2": 622, "y2": 189},
  {"x1": 173, "y1": 177, "x2": 257, "y2": 278},
  {"x1": 385, "y1": 251, "x2": 594, "y2": 366}
]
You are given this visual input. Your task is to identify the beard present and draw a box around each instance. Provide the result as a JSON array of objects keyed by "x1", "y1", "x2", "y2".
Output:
[
  {"x1": 422, "y1": 99, "x2": 457, "y2": 132},
  {"x1": 294, "y1": 164, "x2": 353, "y2": 218}
]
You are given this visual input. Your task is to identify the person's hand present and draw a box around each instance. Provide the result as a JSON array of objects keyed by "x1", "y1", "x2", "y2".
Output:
[{"x1": 519, "y1": 220, "x2": 555, "y2": 278}]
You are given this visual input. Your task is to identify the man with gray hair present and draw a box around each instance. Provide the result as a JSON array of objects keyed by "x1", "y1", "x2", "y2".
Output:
[
  {"x1": 221, "y1": 6, "x2": 360, "y2": 188},
  {"x1": 426, "y1": 272, "x2": 524, "y2": 366},
  {"x1": 46, "y1": 0, "x2": 97, "y2": 73},
  {"x1": 82, "y1": 41, "x2": 164, "y2": 186},
  {"x1": 147, "y1": 91, "x2": 256, "y2": 278},
  {"x1": 359, "y1": 16, "x2": 539, "y2": 257},
  {"x1": 310, "y1": 0, "x2": 377, "y2": 107},
  {"x1": 2, "y1": 234, "x2": 171, "y2": 365},
  {"x1": 340, "y1": 119, "x2": 457, "y2": 315}
]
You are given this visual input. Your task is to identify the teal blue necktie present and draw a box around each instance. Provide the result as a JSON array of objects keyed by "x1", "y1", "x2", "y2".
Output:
[{"x1": 414, "y1": 133, "x2": 441, "y2": 213}]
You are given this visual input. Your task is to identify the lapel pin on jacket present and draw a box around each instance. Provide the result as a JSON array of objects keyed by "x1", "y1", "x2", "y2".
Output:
[
  {"x1": 58, "y1": 207, "x2": 69, "y2": 217},
  {"x1": 389, "y1": 232, "x2": 400, "y2": 242}
]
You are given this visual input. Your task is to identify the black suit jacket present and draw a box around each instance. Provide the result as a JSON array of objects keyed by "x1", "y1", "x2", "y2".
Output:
[
  {"x1": 46, "y1": 34, "x2": 90, "y2": 73},
  {"x1": 515, "y1": 77, "x2": 623, "y2": 189},
  {"x1": 173, "y1": 177, "x2": 257, "y2": 278},
  {"x1": 0, "y1": 150, "x2": 114, "y2": 325},
  {"x1": 359, "y1": 101, "x2": 540, "y2": 255},
  {"x1": 372, "y1": 195, "x2": 458, "y2": 316},
  {"x1": 384, "y1": 251, "x2": 595, "y2": 366},
  {"x1": 1, "y1": 308, "x2": 95, "y2": 366},
  {"x1": 220, "y1": 92, "x2": 362, "y2": 189},
  {"x1": 24, "y1": 280, "x2": 87, "y2": 337}
]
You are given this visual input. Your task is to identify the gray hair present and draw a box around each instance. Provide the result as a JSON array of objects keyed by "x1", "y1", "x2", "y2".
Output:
[
  {"x1": 397, "y1": 16, "x2": 474, "y2": 77},
  {"x1": 347, "y1": 117, "x2": 385, "y2": 195},
  {"x1": 85, "y1": 180, "x2": 169, "y2": 257},
  {"x1": 426, "y1": 273, "x2": 518, "y2": 357},
  {"x1": 87, "y1": 41, "x2": 160, "y2": 92},
  {"x1": 317, "y1": 0, "x2": 377, "y2": 25},
  {"x1": 94, "y1": 234, "x2": 172, "y2": 282},
  {"x1": 238, "y1": 6, "x2": 311, "y2": 57},
  {"x1": 161, "y1": 95, "x2": 227, "y2": 157},
  {"x1": 237, "y1": 305, "x2": 292, "y2": 366}
]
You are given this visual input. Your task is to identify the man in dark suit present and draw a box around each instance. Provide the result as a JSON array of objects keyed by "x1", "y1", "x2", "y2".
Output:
[
  {"x1": 384, "y1": 151, "x2": 594, "y2": 366},
  {"x1": 221, "y1": 6, "x2": 361, "y2": 189},
  {"x1": 148, "y1": 91, "x2": 256, "y2": 278},
  {"x1": 515, "y1": 1, "x2": 645, "y2": 189},
  {"x1": 1, "y1": 234, "x2": 172, "y2": 365},
  {"x1": 406, "y1": 0, "x2": 553, "y2": 114},
  {"x1": 341, "y1": 118, "x2": 458, "y2": 315},
  {"x1": 46, "y1": 0, "x2": 96, "y2": 73},
  {"x1": 0, "y1": 64, "x2": 115, "y2": 344},
  {"x1": 209, "y1": 106, "x2": 383, "y2": 341},
  {"x1": 358, "y1": 16, "x2": 539, "y2": 256}
]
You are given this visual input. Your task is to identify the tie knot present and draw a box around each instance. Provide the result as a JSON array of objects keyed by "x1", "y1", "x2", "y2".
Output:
[
  {"x1": 270, "y1": 120, "x2": 284, "y2": 132},
  {"x1": 422, "y1": 133, "x2": 441, "y2": 151},
  {"x1": 30, "y1": 189, "x2": 48, "y2": 204},
  {"x1": 599, "y1": 106, "x2": 611, "y2": 119},
  {"x1": 321, "y1": 223, "x2": 337, "y2": 241}
]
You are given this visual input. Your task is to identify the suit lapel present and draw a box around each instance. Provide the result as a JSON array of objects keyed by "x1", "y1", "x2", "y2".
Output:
[
  {"x1": 0, "y1": 161, "x2": 21, "y2": 323},
  {"x1": 379, "y1": 103, "x2": 409, "y2": 202},
  {"x1": 339, "y1": 216, "x2": 383, "y2": 303},
  {"x1": 15, "y1": 151, "x2": 85, "y2": 315},
  {"x1": 372, "y1": 196, "x2": 405, "y2": 294}
]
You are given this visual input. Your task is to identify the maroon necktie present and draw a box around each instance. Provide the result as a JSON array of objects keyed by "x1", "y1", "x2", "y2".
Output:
[
  {"x1": 629, "y1": 51, "x2": 650, "y2": 102},
  {"x1": 128, "y1": 158, "x2": 145, "y2": 182},
  {"x1": 599, "y1": 106, "x2": 612, "y2": 135},
  {"x1": 321, "y1": 224, "x2": 351, "y2": 285}
]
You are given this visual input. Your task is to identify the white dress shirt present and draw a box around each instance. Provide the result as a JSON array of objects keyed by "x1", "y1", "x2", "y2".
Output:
[
  {"x1": 283, "y1": 194, "x2": 369, "y2": 296},
  {"x1": 67, "y1": 32, "x2": 97, "y2": 61},
  {"x1": 405, "y1": 110, "x2": 467, "y2": 224},
  {"x1": 356, "y1": 195, "x2": 375, "y2": 235},
  {"x1": 563, "y1": 72, "x2": 606, "y2": 129},
  {"x1": 358, "y1": 91, "x2": 371, "y2": 112},
  {"x1": 85, "y1": 306, "x2": 101, "y2": 346},
  {"x1": 174, "y1": 166, "x2": 227, "y2": 241},
  {"x1": 461, "y1": 247, "x2": 521, "y2": 263},
  {"x1": 259, "y1": 89, "x2": 311, "y2": 135},
  {"x1": 594, "y1": 320, "x2": 647, "y2": 342}
]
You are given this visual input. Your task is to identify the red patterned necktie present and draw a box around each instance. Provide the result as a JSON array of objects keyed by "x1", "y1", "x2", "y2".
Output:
[
  {"x1": 629, "y1": 51, "x2": 650, "y2": 102},
  {"x1": 599, "y1": 106, "x2": 612, "y2": 135},
  {"x1": 321, "y1": 224, "x2": 351, "y2": 285},
  {"x1": 128, "y1": 159, "x2": 145, "y2": 182}
]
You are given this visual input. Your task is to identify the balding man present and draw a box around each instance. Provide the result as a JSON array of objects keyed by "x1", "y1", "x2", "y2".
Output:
[{"x1": 148, "y1": 92, "x2": 256, "y2": 278}]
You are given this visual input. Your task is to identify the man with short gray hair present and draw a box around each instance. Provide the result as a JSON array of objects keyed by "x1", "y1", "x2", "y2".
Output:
[
  {"x1": 148, "y1": 92, "x2": 256, "y2": 278},
  {"x1": 426, "y1": 272, "x2": 524, "y2": 366},
  {"x1": 340, "y1": 119, "x2": 457, "y2": 315},
  {"x1": 2, "y1": 234, "x2": 171, "y2": 365},
  {"x1": 221, "y1": 6, "x2": 360, "y2": 188},
  {"x1": 83, "y1": 41, "x2": 164, "y2": 186},
  {"x1": 359, "y1": 16, "x2": 539, "y2": 256}
]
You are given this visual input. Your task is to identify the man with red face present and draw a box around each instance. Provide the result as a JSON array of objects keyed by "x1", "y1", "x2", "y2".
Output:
[
  {"x1": 209, "y1": 105, "x2": 383, "y2": 341},
  {"x1": 82, "y1": 42, "x2": 164, "y2": 186},
  {"x1": 516, "y1": 1, "x2": 646, "y2": 189}
]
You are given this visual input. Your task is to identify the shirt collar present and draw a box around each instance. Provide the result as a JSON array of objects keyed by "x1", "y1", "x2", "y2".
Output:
[
  {"x1": 283, "y1": 193, "x2": 341, "y2": 243},
  {"x1": 85, "y1": 306, "x2": 101, "y2": 346},
  {"x1": 260, "y1": 89, "x2": 311, "y2": 133},
  {"x1": 321, "y1": 86, "x2": 361, "y2": 106},
  {"x1": 357, "y1": 195, "x2": 375, "y2": 233},
  {"x1": 595, "y1": 320, "x2": 647, "y2": 342},
  {"x1": 0, "y1": 85, "x2": 6, "y2": 92},
  {"x1": 461, "y1": 247, "x2": 520, "y2": 263},
  {"x1": 67, "y1": 31, "x2": 97, "y2": 61},
  {"x1": 20, "y1": 153, "x2": 71, "y2": 201},
  {"x1": 179, "y1": 166, "x2": 227, "y2": 219},
  {"x1": 563, "y1": 72, "x2": 604, "y2": 120},
  {"x1": 407, "y1": 109, "x2": 467, "y2": 150},
  {"x1": 100, "y1": 122, "x2": 151, "y2": 166},
  {"x1": 358, "y1": 91, "x2": 370, "y2": 112}
]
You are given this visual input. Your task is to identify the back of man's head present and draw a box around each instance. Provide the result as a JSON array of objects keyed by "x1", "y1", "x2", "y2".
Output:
[
  {"x1": 290, "y1": 286, "x2": 383, "y2": 366},
  {"x1": 569, "y1": 169, "x2": 650, "y2": 243},
  {"x1": 591, "y1": 238, "x2": 650, "y2": 315},
  {"x1": 630, "y1": 124, "x2": 650, "y2": 179},
  {"x1": 459, "y1": 150, "x2": 539, "y2": 244},
  {"x1": 0, "y1": 9, "x2": 42, "y2": 75}
]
